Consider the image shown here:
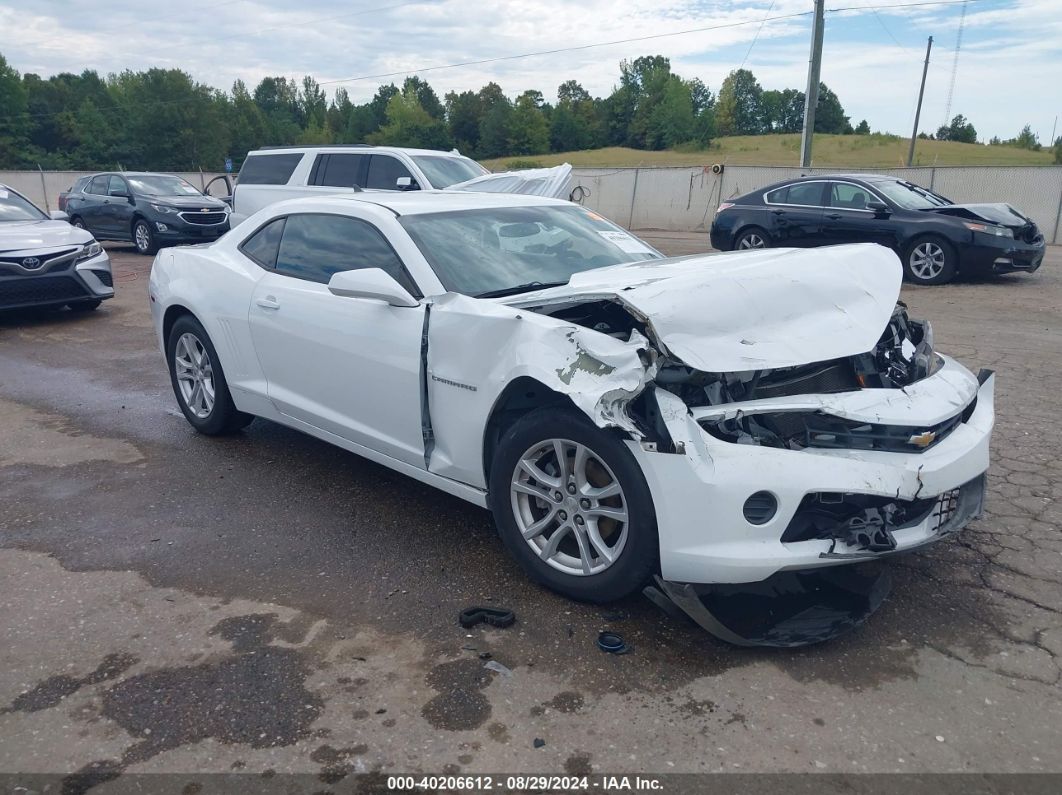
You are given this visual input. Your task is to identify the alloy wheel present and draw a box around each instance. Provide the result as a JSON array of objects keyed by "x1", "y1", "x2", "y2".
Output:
[
  {"x1": 510, "y1": 438, "x2": 629, "y2": 576},
  {"x1": 738, "y1": 233, "x2": 766, "y2": 249},
  {"x1": 909, "y1": 241, "x2": 946, "y2": 280},
  {"x1": 135, "y1": 223, "x2": 151, "y2": 252},
  {"x1": 173, "y1": 332, "x2": 215, "y2": 419}
]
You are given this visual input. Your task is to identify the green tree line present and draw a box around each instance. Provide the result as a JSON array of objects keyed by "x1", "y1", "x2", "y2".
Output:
[{"x1": 0, "y1": 51, "x2": 862, "y2": 171}]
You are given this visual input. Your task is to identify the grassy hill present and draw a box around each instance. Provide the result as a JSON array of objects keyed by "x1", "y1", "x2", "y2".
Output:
[{"x1": 483, "y1": 134, "x2": 1056, "y2": 170}]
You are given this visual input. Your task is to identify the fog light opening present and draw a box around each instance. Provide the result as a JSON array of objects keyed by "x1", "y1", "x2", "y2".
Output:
[
  {"x1": 743, "y1": 491, "x2": 778, "y2": 525},
  {"x1": 155, "y1": 222, "x2": 169, "y2": 232}
]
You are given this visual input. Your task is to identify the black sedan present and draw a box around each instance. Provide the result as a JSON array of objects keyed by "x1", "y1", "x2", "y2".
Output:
[
  {"x1": 64, "y1": 172, "x2": 230, "y2": 255},
  {"x1": 709, "y1": 174, "x2": 1045, "y2": 284}
]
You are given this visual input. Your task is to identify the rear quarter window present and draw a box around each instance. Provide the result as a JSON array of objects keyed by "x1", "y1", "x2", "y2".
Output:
[{"x1": 238, "y1": 153, "x2": 303, "y2": 185}]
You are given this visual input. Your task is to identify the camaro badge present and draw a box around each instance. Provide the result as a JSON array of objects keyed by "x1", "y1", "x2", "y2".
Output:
[{"x1": 908, "y1": 430, "x2": 937, "y2": 448}]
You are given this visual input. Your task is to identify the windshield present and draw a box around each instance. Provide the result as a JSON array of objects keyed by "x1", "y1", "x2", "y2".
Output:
[
  {"x1": 125, "y1": 175, "x2": 203, "y2": 197},
  {"x1": 876, "y1": 180, "x2": 951, "y2": 210},
  {"x1": 410, "y1": 155, "x2": 488, "y2": 188},
  {"x1": 0, "y1": 187, "x2": 48, "y2": 221},
  {"x1": 400, "y1": 204, "x2": 662, "y2": 297}
]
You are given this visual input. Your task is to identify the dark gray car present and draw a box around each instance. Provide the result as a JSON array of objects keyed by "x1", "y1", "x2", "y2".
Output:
[{"x1": 65, "y1": 172, "x2": 230, "y2": 255}]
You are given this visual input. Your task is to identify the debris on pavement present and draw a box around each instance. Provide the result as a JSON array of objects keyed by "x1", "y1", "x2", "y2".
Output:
[
  {"x1": 597, "y1": 631, "x2": 630, "y2": 654},
  {"x1": 484, "y1": 660, "x2": 513, "y2": 678},
  {"x1": 459, "y1": 606, "x2": 516, "y2": 629}
]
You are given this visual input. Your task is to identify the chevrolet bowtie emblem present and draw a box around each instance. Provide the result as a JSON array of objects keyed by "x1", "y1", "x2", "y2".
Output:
[{"x1": 908, "y1": 430, "x2": 937, "y2": 448}]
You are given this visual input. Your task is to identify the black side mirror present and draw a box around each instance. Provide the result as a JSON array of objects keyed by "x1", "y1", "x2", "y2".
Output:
[{"x1": 866, "y1": 200, "x2": 889, "y2": 214}]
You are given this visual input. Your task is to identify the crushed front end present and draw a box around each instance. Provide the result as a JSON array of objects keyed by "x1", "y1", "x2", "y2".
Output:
[
  {"x1": 626, "y1": 302, "x2": 994, "y2": 584},
  {"x1": 625, "y1": 303, "x2": 994, "y2": 644}
]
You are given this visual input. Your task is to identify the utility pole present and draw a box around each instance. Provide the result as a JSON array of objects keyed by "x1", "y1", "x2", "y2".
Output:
[
  {"x1": 799, "y1": 0, "x2": 825, "y2": 168},
  {"x1": 907, "y1": 36, "x2": 933, "y2": 167}
]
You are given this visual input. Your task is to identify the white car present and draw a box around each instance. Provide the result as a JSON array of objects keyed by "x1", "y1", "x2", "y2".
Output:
[
  {"x1": 148, "y1": 191, "x2": 994, "y2": 624},
  {"x1": 230, "y1": 144, "x2": 572, "y2": 226}
]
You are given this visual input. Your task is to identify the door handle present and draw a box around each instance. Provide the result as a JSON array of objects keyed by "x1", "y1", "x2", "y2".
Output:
[
  {"x1": 771, "y1": 209, "x2": 786, "y2": 215},
  {"x1": 255, "y1": 296, "x2": 280, "y2": 310},
  {"x1": 825, "y1": 213, "x2": 842, "y2": 220}
]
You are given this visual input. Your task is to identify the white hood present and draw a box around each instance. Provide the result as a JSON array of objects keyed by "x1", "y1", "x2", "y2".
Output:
[
  {"x1": 448, "y1": 163, "x2": 573, "y2": 200},
  {"x1": 511, "y1": 244, "x2": 903, "y2": 372}
]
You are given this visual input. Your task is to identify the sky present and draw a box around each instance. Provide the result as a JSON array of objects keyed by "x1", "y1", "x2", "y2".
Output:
[{"x1": 1, "y1": 0, "x2": 1059, "y2": 142}]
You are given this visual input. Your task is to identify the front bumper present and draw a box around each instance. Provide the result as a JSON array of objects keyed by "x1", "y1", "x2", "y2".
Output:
[
  {"x1": 150, "y1": 214, "x2": 229, "y2": 244},
  {"x1": 0, "y1": 249, "x2": 114, "y2": 310},
  {"x1": 630, "y1": 359, "x2": 994, "y2": 585},
  {"x1": 960, "y1": 234, "x2": 1045, "y2": 274}
]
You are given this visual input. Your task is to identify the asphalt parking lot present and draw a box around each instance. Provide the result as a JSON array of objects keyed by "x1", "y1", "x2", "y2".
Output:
[{"x1": 1, "y1": 235, "x2": 1061, "y2": 787}]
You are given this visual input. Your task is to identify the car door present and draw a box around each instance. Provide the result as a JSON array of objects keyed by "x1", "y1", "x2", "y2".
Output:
[
  {"x1": 311, "y1": 153, "x2": 369, "y2": 191},
  {"x1": 364, "y1": 155, "x2": 416, "y2": 191},
  {"x1": 763, "y1": 181, "x2": 826, "y2": 246},
  {"x1": 106, "y1": 175, "x2": 136, "y2": 239},
  {"x1": 820, "y1": 181, "x2": 897, "y2": 248},
  {"x1": 245, "y1": 211, "x2": 426, "y2": 467},
  {"x1": 79, "y1": 175, "x2": 111, "y2": 234}
]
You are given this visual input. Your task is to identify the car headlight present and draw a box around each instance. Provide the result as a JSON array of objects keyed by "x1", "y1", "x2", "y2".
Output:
[
  {"x1": 76, "y1": 241, "x2": 102, "y2": 261},
  {"x1": 963, "y1": 221, "x2": 1013, "y2": 238},
  {"x1": 150, "y1": 204, "x2": 177, "y2": 214}
]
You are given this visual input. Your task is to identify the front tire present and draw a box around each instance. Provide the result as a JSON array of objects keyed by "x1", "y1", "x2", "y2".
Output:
[
  {"x1": 903, "y1": 235, "x2": 957, "y2": 285},
  {"x1": 488, "y1": 407, "x2": 658, "y2": 603},
  {"x1": 166, "y1": 315, "x2": 253, "y2": 435},
  {"x1": 734, "y1": 226, "x2": 770, "y2": 250},
  {"x1": 133, "y1": 218, "x2": 158, "y2": 255}
]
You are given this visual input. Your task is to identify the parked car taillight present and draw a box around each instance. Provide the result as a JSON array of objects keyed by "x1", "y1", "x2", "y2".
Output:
[{"x1": 717, "y1": 202, "x2": 735, "y2": 213}]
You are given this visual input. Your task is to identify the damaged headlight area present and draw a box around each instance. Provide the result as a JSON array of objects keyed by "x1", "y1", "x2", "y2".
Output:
[
  {"x1": 699, "y1": 402, "x2": 973, "y2": 452},
  {"x1": 654, "y1": 303, "x2": 949, "y2": 451}
]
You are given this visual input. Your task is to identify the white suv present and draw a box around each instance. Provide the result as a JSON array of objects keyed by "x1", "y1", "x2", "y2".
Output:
[{"x1": 230, "y1": 145, "x2": 489, "y2": 226}]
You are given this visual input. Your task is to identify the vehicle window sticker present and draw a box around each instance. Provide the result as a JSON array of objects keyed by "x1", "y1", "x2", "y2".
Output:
[{"x1": 597, "y1": 229, "x2": 655, "y2": 254}]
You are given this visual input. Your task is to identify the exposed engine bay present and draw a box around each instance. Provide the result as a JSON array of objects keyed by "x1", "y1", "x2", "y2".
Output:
[{"x1": 530, "y1": 297, "x2": 944, "y2": 452}]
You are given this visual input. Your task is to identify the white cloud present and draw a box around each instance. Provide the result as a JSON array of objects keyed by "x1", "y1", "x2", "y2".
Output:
[{"x1": 0, "y1": 0, "x2": 1057, "y2": 140}]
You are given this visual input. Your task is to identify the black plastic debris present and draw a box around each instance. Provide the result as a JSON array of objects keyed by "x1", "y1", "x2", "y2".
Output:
[
  {"x1": 646, "y1": 563, "x2": 892, "y2": 648},
  {"x1": 459, "y1": 606, "x2": 516, "y2": 629},
  {"x1": 597, "y1": 631, "x2": 630, "y2": 654}
]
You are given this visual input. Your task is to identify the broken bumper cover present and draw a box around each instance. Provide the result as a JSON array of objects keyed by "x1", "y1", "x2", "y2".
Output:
[{"x1": 628, "y1": 364, "x2": 995, "y2": 586}]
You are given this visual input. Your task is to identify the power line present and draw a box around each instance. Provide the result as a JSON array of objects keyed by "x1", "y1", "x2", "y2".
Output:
[
  {"x1": 738, "y1": 0, "x2": 779, "y2": 71},
  {"x1": 0, "y1": 0, "x2": 985, "y2": 123}
]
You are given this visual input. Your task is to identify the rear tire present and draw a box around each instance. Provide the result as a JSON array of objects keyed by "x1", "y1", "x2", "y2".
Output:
[
  {"x1": 488, "y1": 407, "x2": 658, "y2": 603},
  {"x1": 133, "y1": 218, "x2": 158, "y2": 255},
  {"x1": 734, "y1": 226, "x2": 770, "y2": 250},
  {"x1": 166, "y1": 315, "x2": 254, "y2": 435},
  {"x1": 903, "y1": 235, "x2": 957, "y2": 285},
  {"x1": 70, "y1": 216, "x2": 86, "y2": 230}
]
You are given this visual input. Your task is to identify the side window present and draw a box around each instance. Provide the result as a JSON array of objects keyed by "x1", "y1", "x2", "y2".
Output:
[
  {"x1": 785, "y1": 182, "x2": 825, "y2": 206},
  {"x1": 274, "y1": 213, "x2": 419, "y2": 296},
  {"x1": 88, "y1": 176, "x2": 109, "y2": 195},
  {"x1": 314, "y1": 154, "x2": 367, "y2": 188},
  {"x1": 365, "y1": 155, "x2": 413, "y2": 190},
  {"x1": 829, "y1": 183, "x2": 871, "y2": 210},
  {"x1": 240, "y1": 218, "x2": 285, "y2": 269},
  {"x1": 237, "y1": 153, "x2": 303, "y2": 185},
  {"x1": 108, "y1": 175, "x2": 128, "y2": 196}
]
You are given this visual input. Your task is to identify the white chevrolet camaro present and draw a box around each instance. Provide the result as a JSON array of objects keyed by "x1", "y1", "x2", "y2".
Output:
[{"x1": 149, "y1": 191, "x2": 994, "y2": 620}]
